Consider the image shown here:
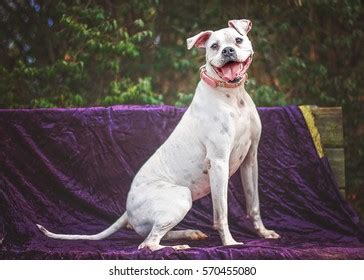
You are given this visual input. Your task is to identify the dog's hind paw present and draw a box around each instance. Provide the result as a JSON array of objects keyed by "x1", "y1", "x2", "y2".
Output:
[
  {"x1": 223, "y1": 240, "x2": 244, "y2": 246},
  {"x1": 190, "y1": 230, "x2": 208, "y2": 240},
  {"x1": 138, "y1": 242, "x2": 191, "y2": 251},
  {"x1": 172, "y1": 244, "x2": 190, "y2": 250},
  {"x1": 258, "y1": 228, "x2": 280, "y2": 239}
]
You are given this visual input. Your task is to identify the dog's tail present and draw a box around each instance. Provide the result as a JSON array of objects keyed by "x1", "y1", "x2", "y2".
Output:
[{"x1": 36, "y1": 212, "x2": 128, "y2": 240}]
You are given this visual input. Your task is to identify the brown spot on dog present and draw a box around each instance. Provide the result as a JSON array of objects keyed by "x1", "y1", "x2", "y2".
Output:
[
  {"x1": 203, "y1": 170, "x2": 208, "y2": 174},
  {"x1": 206, "y1": 159, "x2": 211, "y2": 169},
  {"x1": 239, "y1": 99, "x2": 244, "y2": 106},
  {"x1": 247, "y1": 188, "x2": 252, "y2": 197},
  {"x1": 239, "y1": 155, "x2": 243, "y2": 160},
  {"x1": 226, "y1": 94, "x2": 231, "y2": 98},
  {"x1": 184, "y1": 174, "x2": 191, "y2": 180},
  {"x1": 220, "y1": 122, "x2": 229, "y2": 134}
]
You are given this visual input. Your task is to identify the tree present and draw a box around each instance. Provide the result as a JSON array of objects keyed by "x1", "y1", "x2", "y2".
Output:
[{"x1": 0, "y1": 0, "x2": 162, "y2": 108}]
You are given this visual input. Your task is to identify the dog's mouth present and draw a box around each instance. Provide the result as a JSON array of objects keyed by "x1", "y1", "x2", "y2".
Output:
[{"x1": 213, "y1": 55, "x2": 253, "y2": 83}]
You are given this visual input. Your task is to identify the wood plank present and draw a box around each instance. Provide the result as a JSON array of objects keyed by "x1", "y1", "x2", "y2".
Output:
[
  {"x1": 340, "y1": 189, "x2": 346, "y2": 198},
  {"x1": 308, "y1": 106, "x2": 346, "y2": 194},
  {"x1": 324, "y1": 148, "x2": 346, "y2": 189},
  {"x1": 311, "y1": 107, "x2": 344, "y2": 148}
]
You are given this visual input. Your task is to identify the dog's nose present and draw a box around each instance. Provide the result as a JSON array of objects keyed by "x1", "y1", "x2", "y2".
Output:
[{"x1": 222, "y1": 47, "x2": 236, "y2": 57}]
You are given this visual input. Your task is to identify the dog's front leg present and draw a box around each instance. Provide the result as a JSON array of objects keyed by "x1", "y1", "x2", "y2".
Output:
[
  {"x1": 240, "y1": 146, "x2": 280, "y2": 239},
  {"x1": 208, "y1": 153, "x2": 243, "y2": 246}
]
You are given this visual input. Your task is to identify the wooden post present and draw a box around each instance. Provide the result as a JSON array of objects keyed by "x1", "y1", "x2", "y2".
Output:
[{"x1": 310, "y1": 106, "x2": 346, "y2": 197}]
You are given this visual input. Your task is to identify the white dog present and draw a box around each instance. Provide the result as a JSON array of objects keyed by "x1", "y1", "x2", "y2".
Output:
[{"x1": 37, "y1": 19, "x2": 280, "y2": 251}]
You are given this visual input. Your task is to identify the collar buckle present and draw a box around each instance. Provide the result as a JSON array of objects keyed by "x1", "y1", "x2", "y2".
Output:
[{"x1": 218, "y1": 81, "x2": 226, "y2": 88}]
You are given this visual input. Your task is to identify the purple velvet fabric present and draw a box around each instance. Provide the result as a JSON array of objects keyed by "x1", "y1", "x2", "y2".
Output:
[{"x1": 0, "y1": 105, "x2": 363, "y2": 259}]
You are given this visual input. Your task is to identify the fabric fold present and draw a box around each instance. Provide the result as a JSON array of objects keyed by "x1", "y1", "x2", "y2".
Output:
[{"x1": 0, "y1": 105, "x2": 363, "y2": 259}]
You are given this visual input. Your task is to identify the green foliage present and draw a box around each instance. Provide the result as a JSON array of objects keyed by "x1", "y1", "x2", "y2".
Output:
[
  {"x1": 246, "y1": 79, "x2": 289, "y2": 107},
  {"x1": 175, "y1": 92, "x2": 194, "y2": 107},
  {"x1": 100, "y1": 78, "x2": 162, "y2": 105},
  {"x1": 0, "y1": 0, "x2": 161, "y2": 108}
]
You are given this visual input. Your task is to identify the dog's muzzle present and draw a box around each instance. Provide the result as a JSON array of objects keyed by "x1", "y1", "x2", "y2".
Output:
[{"x1": 213, "y1": 54, "x2": 253, "y2": 82}]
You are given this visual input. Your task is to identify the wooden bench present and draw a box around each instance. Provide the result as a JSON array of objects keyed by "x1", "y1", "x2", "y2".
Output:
[{"x1": 310, "y1": 106, "x2": 346, "y2": 197}]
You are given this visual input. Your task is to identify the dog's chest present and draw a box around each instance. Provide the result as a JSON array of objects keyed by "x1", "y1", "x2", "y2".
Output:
[{"x1": 227, "y1": 91, "x2": 261, "y2": 174}]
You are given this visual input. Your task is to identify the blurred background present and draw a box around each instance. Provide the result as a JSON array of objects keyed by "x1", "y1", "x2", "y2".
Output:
[{"x1": 0, "y1": 0, "x2": 363, "y2": 219}]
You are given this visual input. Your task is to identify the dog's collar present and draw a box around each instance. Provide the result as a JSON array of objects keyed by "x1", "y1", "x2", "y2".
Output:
[{"x1": 199, "y1": 65, "x2": 248, "y2": 89}]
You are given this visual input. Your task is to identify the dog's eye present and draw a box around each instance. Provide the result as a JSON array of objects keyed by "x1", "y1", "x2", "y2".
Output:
[
  {"x1": 235, "y1": 37, "x2": 243, "y2": 44},
  {"x1": 210, "y1": 43, "x2": 219, "y2": 50}
]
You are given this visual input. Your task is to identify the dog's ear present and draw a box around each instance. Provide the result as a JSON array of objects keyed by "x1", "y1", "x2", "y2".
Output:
[
  {"x1": 186, "y1": 30, "x2": 213, "y2": 50},
  {"x1": 228, "y1": 19, "x2": 252, "y2": 35}
]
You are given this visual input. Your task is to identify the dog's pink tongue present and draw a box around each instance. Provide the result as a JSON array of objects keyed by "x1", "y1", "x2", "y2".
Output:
[{"x1": 220, "y1": 62, "x2": 241, "y2": 81}]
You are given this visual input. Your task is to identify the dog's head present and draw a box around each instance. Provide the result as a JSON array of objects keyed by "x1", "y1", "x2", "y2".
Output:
[{"x1": 187, "y1": 19, "x2": 254, "y2": 83}]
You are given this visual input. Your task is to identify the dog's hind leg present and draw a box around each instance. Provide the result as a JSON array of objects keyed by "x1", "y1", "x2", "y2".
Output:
[
  {"x1": 135, "y1": 185, "x2": 193, "y2": 251},
  {"x1": 138, "y1": 224, "x2": 191, "y2": 251},
  {"x1": 163, "y1": 229, "x2": 208, "y2": 241}
]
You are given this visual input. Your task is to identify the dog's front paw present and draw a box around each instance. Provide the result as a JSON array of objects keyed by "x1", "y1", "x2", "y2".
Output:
[{"x1": 257, "y1": 228, "x2": 280, "y2": 239}]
